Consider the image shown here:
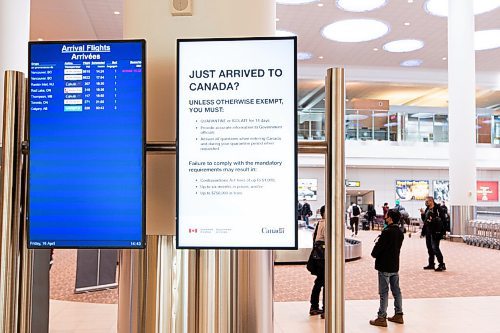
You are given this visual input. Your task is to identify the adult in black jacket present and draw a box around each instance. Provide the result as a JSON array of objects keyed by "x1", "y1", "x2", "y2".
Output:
[
  {"x1": 420, "y1": 196, "x2": 447, "y2": 272},
  {"x1": 370, "y1": 209, "x2": 405, "y2": 327}
]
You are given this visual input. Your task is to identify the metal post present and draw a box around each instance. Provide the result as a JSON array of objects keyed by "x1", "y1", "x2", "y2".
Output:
[
  {"x1": 325, "y1": 68, "x2": 345, "y2": 333},
  {"x1": 0, "y1": 70, "x2": 26, "y2": 332}
]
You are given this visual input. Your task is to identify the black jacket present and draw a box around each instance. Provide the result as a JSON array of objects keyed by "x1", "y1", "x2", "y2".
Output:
[
  {"x1": 371, "y1": 224, "x2": 404, "y2": 273},
  {"x1": 420, "y1": 204, "x2": 447, "y2": 236}
]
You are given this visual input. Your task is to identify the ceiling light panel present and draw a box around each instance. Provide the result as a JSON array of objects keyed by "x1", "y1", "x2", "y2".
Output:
[
  {"x1": 297, "y1": 52, "x2": 313, "y2": 60},
  {"x1": 383, "y1": 39, "x2": 424, "y2": 52},
  {"x1": 424, "y1": 0, "x2": 500, "y2": 17},
  {"x1": 336, "y1": 0, "x2": 387, "y2": 12},
  {"x1": 322, "y1": 19, "x2": 389, "y2": 42},
  {"x1": 400, "y1": 59, "x2": 423, "y2": 67},
  {"x1": 475, "y1": 30, "x2": 500, "y2": 51}
]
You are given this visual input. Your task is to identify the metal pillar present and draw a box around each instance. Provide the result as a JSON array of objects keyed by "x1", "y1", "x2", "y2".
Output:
[
  {"x1": 0, "y1": 70, "x2": 27, "y2": 332},
  {"x1": 325, "y1": 68, "x2": 346, "y2": 333}
]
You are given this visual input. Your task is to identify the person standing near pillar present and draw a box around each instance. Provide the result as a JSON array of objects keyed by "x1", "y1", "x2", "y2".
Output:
[
  {"x1": 420, "y1": 196, "x2": 447, "y2": 272},
  {"x1": 370, "y1": 209, "x2": 404, "y2": 327}
]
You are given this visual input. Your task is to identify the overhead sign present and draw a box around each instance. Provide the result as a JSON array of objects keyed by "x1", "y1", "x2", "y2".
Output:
[
  {"x1": 346, "y1": 180, "x2": 361, "y2": 187},
  {"x1": 477, "y1": 181, "x2": 499, "y2": 202},
  {"x1": 177, "y1": 37, "x2": 297, "y2": 249},
  {"x1": 28, "y1": 40, "x2": 145, "y2": 249}
]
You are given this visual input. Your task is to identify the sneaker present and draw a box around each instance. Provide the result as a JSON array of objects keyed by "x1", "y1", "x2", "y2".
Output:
[
  {"x1": 387, "y1": 313, "x2": 404, "y2": 324},
  {"x1": 423, "y1": 265, "x2": 435, "y2": 270},
  {"x1": 309, "y1": 307, "x2": 322, "y2": 316},
  {"x1": 369, "y1": 317, "x2": 387, "y2": 327},
  {"x1": 435, "y1": 263, "x2": 446, "y2": 272}
]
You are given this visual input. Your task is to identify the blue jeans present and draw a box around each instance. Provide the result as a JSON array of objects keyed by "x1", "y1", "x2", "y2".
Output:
[{"x1": 377, "y1": 271, "x2": 403, "y2": 318}]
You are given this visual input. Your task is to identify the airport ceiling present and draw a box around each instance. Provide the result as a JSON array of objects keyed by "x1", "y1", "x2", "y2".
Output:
[{"x1": 29, "y1": 0, "x2": 500, "y2": 109}]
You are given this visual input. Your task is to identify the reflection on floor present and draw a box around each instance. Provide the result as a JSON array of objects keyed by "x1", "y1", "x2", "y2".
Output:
[
  {"x1": 50, "y1": 300, "x2": 117, "y2": 333},
  {"x1": 275, "y1": 296, "x2": 500, "y2": 333},
  {"x1": 50, "y1": 296, "x2": 500, "y2": 333}
]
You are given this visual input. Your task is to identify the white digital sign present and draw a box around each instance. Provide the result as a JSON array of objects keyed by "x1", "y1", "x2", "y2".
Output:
[{"x1": 177, "y1": 37, "x2": 297, "y2": 249}]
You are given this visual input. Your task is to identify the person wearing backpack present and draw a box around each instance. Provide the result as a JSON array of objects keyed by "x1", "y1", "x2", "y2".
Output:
[
  {"x1": 420, "y1": 196, "x2": 447, "y2": 272},
  {"x1": 301, "y1": 199, "x2": 313, "y2": 229},
  {"x1": 307, "y1": 205, "x2": 325, "y2": 318},
  {"x1": 370, "y1": 209, "x2": 405, "y2": 327},
  {"x1": 348, "y1": 202, "x2": 361, "y2": 236}
]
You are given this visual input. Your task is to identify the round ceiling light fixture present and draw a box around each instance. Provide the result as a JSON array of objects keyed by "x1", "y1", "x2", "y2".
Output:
[
  {"x1": 424, "y1": 0, "x2": 500, "y2": 17},
  {"x1": 276, "y1": 0, "x2": 318, "y2": 4},
  {"x1": 336, "y1": 0, "x2": 387, "y2": 12},
  {"x1": 322, "y1": 19, "x2": 389, "y2": 42},
  {"x1": 275, "y1": 30, "x2": 297, "y2": 37},
  {"x1": 475, "y1": 30, "x2": 500, "y2": 50},
  {"x1": 400, "y1": 59, "x2": 423, "y2": 67},
  {"x1": 383, "y1": 39, "x2": 424, "y2": 52},
  {"x1": 297, "y1": 52, "x2": 313, "y2": 60}
]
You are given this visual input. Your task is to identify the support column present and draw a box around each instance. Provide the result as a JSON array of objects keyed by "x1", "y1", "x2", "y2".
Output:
[
  {"x1": 119, "y1": 0, "x2": 276, "y2": 332},
  {"x1": 448, "y1": 0, "x2": 477, "y2": 235},
  {"x1": 0, "y1": 0, "x2": 30, "y2": 141}
]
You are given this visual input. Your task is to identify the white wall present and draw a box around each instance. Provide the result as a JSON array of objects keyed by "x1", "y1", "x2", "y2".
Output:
[{"x1": 297, "y1": 164, "x2": 500, "y2": 219}]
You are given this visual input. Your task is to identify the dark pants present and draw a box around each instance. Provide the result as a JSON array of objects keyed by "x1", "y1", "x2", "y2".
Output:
[
  {"x1": 425, "y1": 232, "x2": 444, "y2": 266},
  {"x1": 368, "y1": 216, "x2": 374, "y2": 230},
  {"x1": 310, "y1": 270, "x2": 325, "y2": 309},
  {"x1": 350, "y1": 217, "x2": 359, "y2": 235}
]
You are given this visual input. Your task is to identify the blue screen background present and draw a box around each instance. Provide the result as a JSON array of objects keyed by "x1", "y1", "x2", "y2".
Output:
[{"x1": 28, "y1": 41, "x2": 144, "y2": 248}]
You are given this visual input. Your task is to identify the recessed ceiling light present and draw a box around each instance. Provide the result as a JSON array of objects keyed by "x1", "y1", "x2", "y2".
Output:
[
  {"x1": 424, "y1": 0, "x2": 500, "y2": 17},
  {"x1": 276, "y1": 30, "x2": 297, "y2": 37},
  {"x1": 383, "y1": 39, "x2": 424, "y2": 52},
  {"x1": 318, "y1": 56, "x2": 324, "y2": 59},
  {"x1": 37, "y1": 38, "x2": 44, "y2": 41},
  {"x1": 475, "y1": 30, "x2": 500, "y2": 51},
  {"x1": 276, "y1": 18, "x2": 280, "y2": 22},
  {"x1": 322, "y1": 19, "x2": 389, "y2": 42},
  {"x1": 297, "y1": 52, "x2": 313, "y2": 60},
  {"x1": 404, "y1": 22, "x2": 410, "y2": 26},
  {"x1": 277, "y1": 0, "x2": 319, "y2": 4},
  {"x1": 318, "y1": 3, "x2": 324, "y2": 7},
  {"x1": 113, "y1": 11, "x2": 120, "y2": 15},
  {"x1": 408, "y1": 0, "x2": 414, "y2": 3},
  {"x1": 442, "y1": 57, "x2": 447, "y2": 60},
  {"x1": 400, "y1": 59, "x2": 423, "y2": 67},
  {"x1": 336, "y1": 0, "x2": 387, "y2": 12},
  {"x1": 373, "y1": 47, "x2": 379, "y2": 51}
]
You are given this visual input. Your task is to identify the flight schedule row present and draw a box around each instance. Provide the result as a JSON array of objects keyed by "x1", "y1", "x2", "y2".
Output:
[{"x1": 30, "y1": 60, "x2": 142, "y2": 113}]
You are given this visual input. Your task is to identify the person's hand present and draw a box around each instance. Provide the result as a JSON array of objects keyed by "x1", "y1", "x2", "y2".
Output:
[{"x1": 419, "y1": 208, "x2": 424, "y2": 214}]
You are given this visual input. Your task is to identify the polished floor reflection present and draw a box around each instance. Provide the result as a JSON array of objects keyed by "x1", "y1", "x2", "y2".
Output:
[{"x1": 275, "y1": 296, "x2": 500, "y2": 333}]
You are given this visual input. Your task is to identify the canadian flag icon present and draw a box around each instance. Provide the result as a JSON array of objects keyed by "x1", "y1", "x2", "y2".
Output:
[{"x1": 189, "y1": 228, "x2": 198, "y2": 233}]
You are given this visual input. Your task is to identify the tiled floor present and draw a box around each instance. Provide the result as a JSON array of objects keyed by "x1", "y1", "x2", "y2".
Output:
[
  {"x1": 275, "y1": 296, "x2": 500, "y2": 333},
  {"x1": 49, "y1": 228, "x2": 500, "y2": 331},
  {"x1": 50, "y1": 296, "x2": 500, "y2": 332},
  {"x1": 50, "y1": 300, "x2": 117, "y2": 333},
  {"x1": 275, "y1": 228, "x2": 500, "y2": 301}
]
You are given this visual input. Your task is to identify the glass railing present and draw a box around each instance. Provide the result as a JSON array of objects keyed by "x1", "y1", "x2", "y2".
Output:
[{"x1": 298, "y1": 108, "x2": 500, "y2": 144}]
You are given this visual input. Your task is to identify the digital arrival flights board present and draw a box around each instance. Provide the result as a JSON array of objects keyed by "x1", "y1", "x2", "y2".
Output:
[
  {"x1": 177, "y1": 37, "x2": 297, "y2": 249},
  {"x1": 28, "y1": 40, "x2": 145, "y2": 249}
]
